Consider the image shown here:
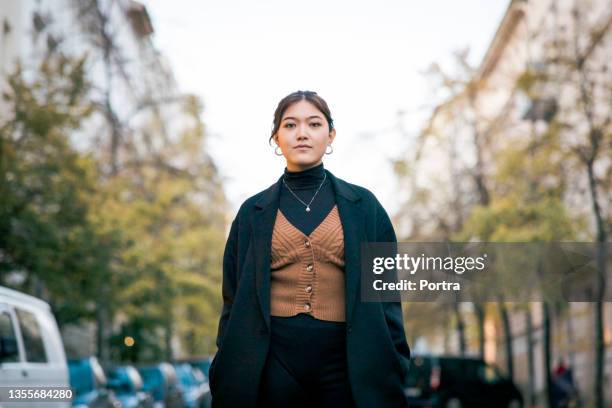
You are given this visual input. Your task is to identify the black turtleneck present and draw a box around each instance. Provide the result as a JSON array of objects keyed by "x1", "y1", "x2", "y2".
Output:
[{"x1": 280, "y1": 162, "x2": 336, "y2": 236}]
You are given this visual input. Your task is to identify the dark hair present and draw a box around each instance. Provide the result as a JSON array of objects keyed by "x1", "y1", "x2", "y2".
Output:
[{"x1": 269, "y1": 90, "x2": 334, "y2": 144}]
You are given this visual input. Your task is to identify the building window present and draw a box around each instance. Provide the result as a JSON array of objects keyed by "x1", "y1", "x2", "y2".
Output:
[
  {"x1": 32, "y1": 11, "x2": 47, "y2": 33},
  {"x1": 522, "y1": 97, "x2": 558, "y2": 123},
  {"x1": 127, "y1": 1, "x2": 154, "y2": 38},
  {"x1": 3, "y1": 19, "x2": 11, "y2": 35}
]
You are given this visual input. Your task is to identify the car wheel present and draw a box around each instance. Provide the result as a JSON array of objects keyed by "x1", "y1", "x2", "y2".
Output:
[
  {"x1": 508, "y1": 399, "x2": 522, "y2": 408},
  {"x1": 445, "y1": 397, "x2": 462, "y2": 408}
]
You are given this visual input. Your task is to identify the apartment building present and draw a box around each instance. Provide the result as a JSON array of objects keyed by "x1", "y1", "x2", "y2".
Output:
[{"x1": 404, "y1": 0, "x2": 611, "y2": 404}]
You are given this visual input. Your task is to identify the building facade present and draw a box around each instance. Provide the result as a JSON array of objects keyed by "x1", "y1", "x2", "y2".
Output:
[
  {"x1": 0, "y1": 0, "x2": 191, "y2": 360},
  {"x1": 403, "y1": 0, "x2": 611, "y2": 405}
]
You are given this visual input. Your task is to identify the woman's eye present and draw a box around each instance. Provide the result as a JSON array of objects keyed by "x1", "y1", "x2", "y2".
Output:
[
  {"x1": 311, "y1": 122, "x2": 322, "y2": 127},
  {"x1": 284, "y1": 123, "x2": 295, "y2": 128}
]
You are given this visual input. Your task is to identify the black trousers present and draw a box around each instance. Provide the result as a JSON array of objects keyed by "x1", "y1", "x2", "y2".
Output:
[{"x1": 257, "y1": 313, "x2": 356, "y2": 408}]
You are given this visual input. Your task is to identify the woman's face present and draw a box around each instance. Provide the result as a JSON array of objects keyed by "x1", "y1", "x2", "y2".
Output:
[{"x1": 274, "y1": 100, "x2": 336, "y2": 172}]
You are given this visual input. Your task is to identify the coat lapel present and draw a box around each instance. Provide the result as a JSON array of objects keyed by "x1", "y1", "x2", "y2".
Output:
[
  {"x1": 251, "y1": 170, "x2": 365, "y2": 330},
  {"x1": 327, "y1": 171, "x2": 365, "y2": 324},
  {"x1": 252, "y1": 177, "x2": 282, "y2": 332}
]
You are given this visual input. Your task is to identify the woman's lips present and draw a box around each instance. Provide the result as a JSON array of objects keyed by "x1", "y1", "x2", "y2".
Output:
[{"x1": 294, "y1": 145, "x2": 312, "y2": 149}]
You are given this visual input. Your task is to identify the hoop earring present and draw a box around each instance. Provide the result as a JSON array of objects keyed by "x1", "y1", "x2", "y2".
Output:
[
  {"x1": 325, "y1": 144, "x2": 333, "y2": 155},
  {"x1": 275, "y1": 146, "x2": 284, "y2": 156}
]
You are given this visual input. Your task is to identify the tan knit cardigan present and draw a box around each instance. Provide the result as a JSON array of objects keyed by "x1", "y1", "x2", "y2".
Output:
[{"x1": 269, "y1": 205, "x2": 346, "y2": 322}]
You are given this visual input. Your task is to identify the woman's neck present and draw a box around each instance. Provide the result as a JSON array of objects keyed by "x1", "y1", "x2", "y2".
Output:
[{"x1": 284, "y1": 162, "x2": 325, "y2": 190}]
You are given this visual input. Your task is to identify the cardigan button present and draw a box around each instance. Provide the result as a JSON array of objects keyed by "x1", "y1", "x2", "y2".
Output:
[
  {"x1": 305, "y1": 285, "x2": 312, "y2": 293},
  {"x1": 304, "y1": 239, "x2": 311, "y2": 248},
  {"x1": 306, "y1": 264, "x2": 313, "y2": 272},
  {"x1": 304, "y1": 303, "x2": 311, "y2": 311}
]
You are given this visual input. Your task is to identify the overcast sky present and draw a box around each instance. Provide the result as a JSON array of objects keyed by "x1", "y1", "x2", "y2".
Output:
[{"x1": 143, "y1": 0, "x2": 510, "y2": 217}]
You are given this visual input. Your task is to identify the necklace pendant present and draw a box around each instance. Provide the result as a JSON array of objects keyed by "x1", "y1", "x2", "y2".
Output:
[{"x1": 306, "y1": 206, "x2": 311, "y2": 212}]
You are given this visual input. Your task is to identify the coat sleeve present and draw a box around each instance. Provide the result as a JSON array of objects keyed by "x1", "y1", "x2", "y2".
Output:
[
  {"x1": 376, "y1": 203, "x2": 411, "y2": 382},
  {"x1": 215, "y1": 215, "x2": 239, "y2": 350}
]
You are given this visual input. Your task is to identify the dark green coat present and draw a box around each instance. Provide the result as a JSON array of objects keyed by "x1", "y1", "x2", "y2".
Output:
[{"x1": 209, "y1": 170, "x2": 410, "y2": 408}]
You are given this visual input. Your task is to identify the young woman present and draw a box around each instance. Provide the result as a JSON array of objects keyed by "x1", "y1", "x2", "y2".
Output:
[{"x1": 209, "y1": 91, "x2": 410, "y2": 408}]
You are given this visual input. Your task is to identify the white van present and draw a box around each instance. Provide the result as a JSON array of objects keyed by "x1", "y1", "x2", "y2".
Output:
[{"x1": 0, "y1": 285, "x2": 70, "y2": 408}]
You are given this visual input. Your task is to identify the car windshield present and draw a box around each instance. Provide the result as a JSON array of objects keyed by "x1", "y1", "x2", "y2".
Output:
[
  {"x1": 193, "y1": 360, "x2": 211, "y2": 379},
  {"x1": 440, "y1": 358, "x2": 467, "y2": 381},
  {"x1": 175, "y1": 365, "x2": 198, "y2": 386},
  {"x1": 192, "y1": 367, "x2": 205, "y2": 383},
  {"x1": 139, "y1": 368, "x2": 163, "y2": 390},
  {"x1": 108, "y1": 368, "x2": 134, "y2": 393},
  {"x1": 138, "y1": 367, "x2": 165, "y2": 401}
]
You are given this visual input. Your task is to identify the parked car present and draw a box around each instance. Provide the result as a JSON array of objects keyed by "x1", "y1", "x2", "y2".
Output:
[
  {"x1": 177, "y1": 358, "x2": 213, "y2": 408},
  {"x1": 404, "y1": 355, "x2": 523, "y2": 408},
  {"x1": 107, "y1": 365, "x2": 154, "y2": 408},
  {"x1": 185, "y1": 357, "x2": 212, "y2": 381},
  {"x1": 138, "y1": 363, "x2": 184, "y2": 408},
  {"x1": 0, "y1": 285, "x2": 71, "y2": 408},
  {"x1": 68, "y1": 357, "x2": 121, "y2": 408},
  {"x1": 174, "y1": 363, "x2": 210, "y2": 408}
]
